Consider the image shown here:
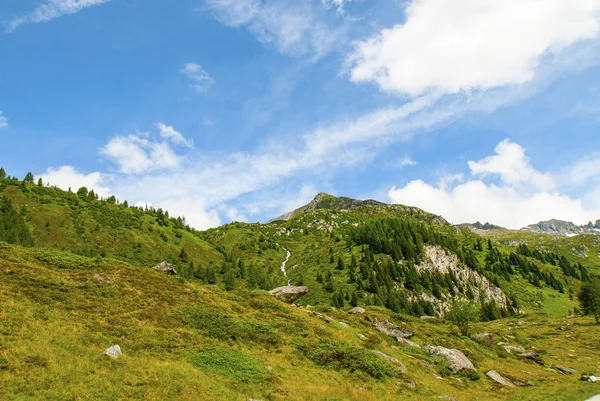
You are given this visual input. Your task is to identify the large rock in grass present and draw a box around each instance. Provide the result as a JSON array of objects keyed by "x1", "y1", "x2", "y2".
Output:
[
  {"x1": 348, "y1": 307, "x2": 366, "y2": 315},
  {"x1": 373, "y1": 317, "x2": 414, "y2": 341},
  {"x1": 424, "y1": 346, "x2": 474, "y2": 373},
  {"x1": 372, "y1": 351, "x2": 406, "y2": 373},
  {"x1": 103, "y1": 345, "x2": 122, "y2": 359},
  {"x1": 269, "y1": 286, "x2": 309, "y2": 302},
  {"x1": 152, "y1": 261, "x2": 176, "y2": 275},
  {"x1": 486, "y1": 370, "x2": 515, "y2": 387}
]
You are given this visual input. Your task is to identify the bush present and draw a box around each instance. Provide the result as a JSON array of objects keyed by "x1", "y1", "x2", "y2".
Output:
[
  {"x1": 460, "y1": 369, "x2": 481, "y2": 381},
  {"x1": 300, "y1": 340, "x2": 399, "y2": 379},
  {"x1": 178, "y1": 305, "x2": 282, "y2": 347},
  {"x1": 189, "y1": 345, "x2": 269, "y2": 383},
  {"x1": 446, "y1": 300, "x2": 479, "y2": 336}
]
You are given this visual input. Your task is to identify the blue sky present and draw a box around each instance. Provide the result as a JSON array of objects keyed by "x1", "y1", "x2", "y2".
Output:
[{"x1": 1, "y1": 0, "x2": 600, "y2": 229}]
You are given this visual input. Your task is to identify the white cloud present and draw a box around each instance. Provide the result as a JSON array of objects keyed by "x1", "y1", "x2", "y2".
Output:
[
  {"x1": 0, "y1": 111, "x2": 7, "y2": 129},
  {"x1": 468, "y1": 139, "x2": 555, "y2": 190},
  {"x1": 348, "y1": 0, "x2": 600, "y2": 95},
  {"x1": 39, "y1": 166, "x2": 111, "y2": 197},
  {"x1": 388, "y1": 140, "x2": 600, "y2": 228},
  {"x1": 565, "y1": 152, "x2": 600, "y2": 187},
  {"x1": 158, "y1": 197, "x2": 222, "y2": 231},
  {"x1": 155, "y1": 122, "x2": 193, "y2": 148},
  {"x1": 392, "y1": 156, "x2": 417, "y2": 168},
  {"x1": 6, "y1": 0, "x2": 113, "y2": 32},
  {"x1": 205, "y1": 0, "x2": 345, "y2": 58},
  {"x1": 100, "y1": 134, "x2": 182, "y2": 174},
  {"x1": 181, "y1": 63, "x2": 214, "y2": 93}
]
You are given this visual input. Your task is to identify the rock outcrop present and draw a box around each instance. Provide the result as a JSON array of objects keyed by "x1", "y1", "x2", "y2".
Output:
[
  {"x1": 373, "y1": 317, "x2": 414, "y2": 340},
  {"x1": 269, "y1": 286, "x2": 309, "y2": 302},
  {"x1": 348, "y1": 307, "x2": 366, "y2": 315},
  {"x1": 413, "y1": 245, "x2": 511, "y2": 316},
  {"x1": 424, "y1": 346, "x2": 475, "y2": 373},
  {"x1": 553, "y1": 365, "x2": 575, "y2": 375},
  {"x1": 485, "y1": 370, "x2": 515, "y2": 387},
  {"x1": 152, "y1": 261, "x2": 176, "y2": 275}
]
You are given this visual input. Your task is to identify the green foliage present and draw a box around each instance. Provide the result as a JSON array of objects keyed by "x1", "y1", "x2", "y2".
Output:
[
  {"x1": 0, "y1": 196, "x2": 34, "y2": 247},
  {"x1": 178, "y1": 305, "x2": 282, "y2": 347},
  {"x1": 579, "y1": 278, "x2": 600, "y2": 323},
  {"x1": 446, "y1": 300, "x2": 479, "y2": 336},
  {"x1": 300, "y1": 340, "x2": 399, "y2": 379},
  {"x1": 189, "y1": 345, "x2": 270, "y2": 383},
  {"x1": 24, "y1": 172, "x2": 34, "y2": 183}
]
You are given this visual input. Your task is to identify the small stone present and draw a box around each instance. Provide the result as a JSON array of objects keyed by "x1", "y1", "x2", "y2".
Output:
[
  {"x1": 266, "y1": 366, "x2": 273, "y2": 371},
  {"x1": 338, "y1": 321, "x2": 350, "y2": 328},
  {"x1": 93, "y1": 273, "x2": 112, "y2": 283},
  {"x1": 348, "y1": 307, "x2": 366, "y2": 315},
  {"x1": 102, "y1": 345, "x2": 122, "y2": 359}
]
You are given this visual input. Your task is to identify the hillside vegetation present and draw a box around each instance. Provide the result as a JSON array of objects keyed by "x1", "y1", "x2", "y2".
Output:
[{"x1": 0, "y1": 171, "x2": 599, "y2": 400}]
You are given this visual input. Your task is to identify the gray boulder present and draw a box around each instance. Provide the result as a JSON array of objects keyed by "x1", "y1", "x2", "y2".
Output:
[
  {"x1": 348, "y1": 307, "x2": 366, "y2": 315},
  {"x1": 424, "y1": 346, "x2": 475, "y2": 373},
  {"x1": 373, "y1": 317, "x2": 414, "y2": 340},
  {"x1": 152, "y1": 261, "x2": 176, "y2": 275},
  {"x1": 471, "y1": 332, "x2": 495, "y2": 345},
  {"x1": 269, "y1": 286, "x2": 309, "y2": 302},
  {"x1": 486, "y1": 370, "x2": 515, "y2": 387},
  {"x1": 103, "y1": 345, "x2": 122, "y2": 359},
  {"x1": 372, "y1": 351, "x2": 406, "y2": 373}
]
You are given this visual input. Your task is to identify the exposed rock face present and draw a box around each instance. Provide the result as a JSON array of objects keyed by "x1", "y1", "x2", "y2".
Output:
[
  {"x1": 413, "y1": 245, "x2": 511, "y2": 316},
  {"x1": 553, "y1": 365, "x2": 575, "y2": 375},
  {"x1": 152, "y1": 261, "x2": 176, "y2": 275},
  {"x1": 457, "y1": 222, "x2": 504, "y2": 231},
  {"x1": 503, "y1": 345, "x2": 525, "y2": 354},
  {"x1": 518, "y1": 352, "x2": 543, "y2": 365},
  {"x1": 522, "y1": 218, "x2": 600, "y2": 236},
  {"x1": 269, "y1": 286, "x2": 309, "y2": 302},
  {"x1": 103, "y1": 345, "x2": 122, "y2": 359},
  {"x1": 373, "y1": 317, "x2": 414, "y2": 340},
  {"x1": 572, "y1": 244, "x2": 589, "y2": 258},
  {"x1": 348, "y1": 307, "x2": 366, "y2": 315},
  {"x1": 486, "y1": 370, "x2": 515, "y2": 387},
  {"x1": 397, "y1": 338, "x2": 421, "y2": 348},
  {"x1": 372, "y1": 351, "x2": 406, "y2": 373},
  {"x1": 424, "y1": 346, "x2": 475, "y2": 373}
]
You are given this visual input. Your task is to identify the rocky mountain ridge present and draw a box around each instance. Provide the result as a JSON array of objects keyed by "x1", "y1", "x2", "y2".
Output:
[{"x1": 521, "y1": 219, "x2": 600, "y2": 236}]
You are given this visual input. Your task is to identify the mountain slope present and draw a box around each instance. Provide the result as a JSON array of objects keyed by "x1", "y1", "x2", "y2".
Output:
[{"x1": 1, "y1": 176, "x2": 600, "y2": 400}]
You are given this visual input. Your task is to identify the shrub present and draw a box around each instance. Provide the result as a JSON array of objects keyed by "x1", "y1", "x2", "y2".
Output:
[
  {"x1": 300, "y1": 340, "x2": 399, "y2": 379},
  {"x1": 189, "y1": 345, "x2": 269, "y2": 383},
  {"x1": 446, "y1": 300, "x2": 479, "y2": 336},
  {"x1": 178, "y1": 305, "x2": 282, "y2": 347}
]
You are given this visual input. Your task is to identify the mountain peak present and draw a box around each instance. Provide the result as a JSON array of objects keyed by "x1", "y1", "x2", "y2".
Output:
[{"x1": 270, "y1": 193, "x2": 387, "y2": 222}]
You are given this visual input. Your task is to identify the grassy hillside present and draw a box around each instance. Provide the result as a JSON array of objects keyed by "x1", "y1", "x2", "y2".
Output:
[
  {"x1": 1, "y1": 242, "x2": 599, "y2": 401},
  {"x1": 1, "y1": 177, "x2": 600, "y2": 400}
]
